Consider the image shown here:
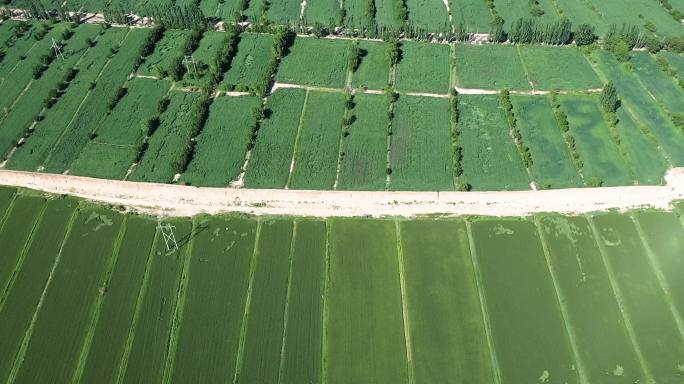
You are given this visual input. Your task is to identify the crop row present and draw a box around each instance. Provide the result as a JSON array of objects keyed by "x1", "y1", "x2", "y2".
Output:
[{"x1": 1, "y1": 187, "x2": 683, "y2": 383}]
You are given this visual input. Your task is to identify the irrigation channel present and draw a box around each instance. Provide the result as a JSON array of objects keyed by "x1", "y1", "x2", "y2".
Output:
[{"x1": 0, "y1": 168, "x2": 682, "y2": 217}]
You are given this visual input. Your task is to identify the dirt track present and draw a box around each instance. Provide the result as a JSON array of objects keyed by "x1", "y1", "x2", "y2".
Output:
[{"x1": 0, "y1": 169, "x2": 682, "y2": 218}]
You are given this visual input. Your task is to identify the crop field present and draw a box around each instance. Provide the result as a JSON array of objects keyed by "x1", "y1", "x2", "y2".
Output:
[
  {"x1": 390, "y1": 95, "x2": 454, "y2": 191},
  {"x1": 458, "y1": 95, "x2": 530, "y2": 190},
  {"x1": 351, "y1": 40, "x2": 389, "y2": 90},
  {"x1": 453, "y1": 44, "x2": 531, "y2": 90},
  {"x1": 395, "y1": 41, "x2": 450, "y2": 94},
  {"x1": 221, "y1": 33, "x2": 273, "y2": 92},
  {"x1": 518, "y1": 46, "x2": 601, "y2": 90},
  {"x1": 1, "y1": 188, "x2": 683, "y2": 383},
  {"x1": 136, "y1": 30, "x2": 190, "y2": 77},
  {"x1": 336, "y1": 93, "x2": 388, "y2": 190},
  {"x1": 277, "y1": 37, "x2": 350, "y2": 88},
  {"x1": 511, "y1": 96, "x2": 581, "y2": 189},
  {"x1": 449, "y1": 0, "x2": 491, "y2": 31},
  {"x1": 630, "y1": 52, "x2": 684, "y2": 114},
  {"x1": 181, "y1": 95, "x2": 261, "y2": 186},
  {"x1": 405, "y1": 0, "x2": 449, "y2": 31}
]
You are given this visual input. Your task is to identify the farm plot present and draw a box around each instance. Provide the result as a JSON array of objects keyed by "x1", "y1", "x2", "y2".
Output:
[
  {"x1": 351, "y1": 40, "x2": 390, "y2": 90},
  {"x1": 518, "y1": 46, "x2": 601, "y2": 90},
  {"x1": 559, "y1": 95, "x2": 634, "y2": 186},
  {"x1": 470, "y1": 218, "x2": 579, "y2": 384},
  {"x1": 0, "y1": 197, "x2": 77, "y2": 384},
  {"x1": 537, "y1": 214, "x2": 647, "y2": 384},
  {"x1": 182, "y1": 95, "x2": 261, "y2": 187},
  {"x1": 494, "y1": 0, "x2": 558, "y2": 26},
  {"x1": 12, "y1": 208, "x2": 123, "y2": 384},
  {"x1": 303, "y1": 0, "x2": 340, "y2": 25},
  {"x1": 390, "y1": 95, "x2": 454, "y2": 191},
  {"x1": 405, "y1": 0, "x2": 449, "y2": 31},
  {"x1": 336, "y1": 93, "x2": 388, "y2": 190},
  {"x1": 590, "y1": 213, "x2": 684, "y2": 383},
  {"x1": 268, "y1": 0, "x2": 302, "y2": 23},
  {"x1": 0, "y1": 22, "x2": 44, "y2": 78},
  {"x1": 178, "y1": 31, "x2": 227, "y2": 88},
  {"x1": 633, "y1": 212, "x2": 684, "y2": 329},
  {"x1": 244, "y1": 88, "x2": 306, "y2": 188},
  {"x1": 591, "y1": 50, "x2": 684, "y2": 165},
  {"x1": 659, "y1": 51, "x2": 684, "y2": 77},
  {"x1": 612, "y1": 108, "x2": 668, "y2": 185},
  {"x1": 0, "y1": 195, "x2": 46, "y2": 298},
  {"x1": 121, "y1": 219, "x2": 193, "y2": 384},
  {"x1": 453, "y1": 44, "x2": 530, "y2": 90},
  {"x1": 277, "y1": 37, "x2": 350, "y2": 88},
  {"x1": 137, "y1": 30, "x2": 191, "y2": 77},
  {"x1": 458, "y1": 95, "x2": 530, "y2": 190},
  {"x1": 236, "y1": 219, "x2": 292, "y2": 384},
  {"x1": 290, "y1": 91, "x2": 346, "y2": 190},
  {"x1": 374, "y1": 0, "x2": 399, "y2": 27},
  {"x1": 280, "y1": 220, "x2": 326, "y2": 384},
  {"x1": 69, "y1": 78, "x2": 172, "y2": 180},
  {"x1": 171, "y1": 217, "x2": 256, "y2": 383},
  {"x1": 4, "y1": 28, "x2": 129, "y2": 171},
  {"x1": 218, "y1": 0, "x2": 248, "y2": 19},
  {"x1": 395, "y1": 41, "x2": 450, "y2": 93},
  {"x1": 344, "y1": 0, "x2": 372, "y2": 28},
  {"x1": 0, "y1": 23, "x2": 70, "y2": 118},
  {"x1": 327, "y1": 218, "x2": 408, "y2": 384},
  {"x1": 449, "y1": 0, "x2": 492, "y2": 31},
  {"x1": 400, "y1": 220, "x2": 495, "y2": 383},
  {"x1": 44, "y1": 28, "x2": 153, "y2": 174},
  {"x1": 0, "y1": 187, "x2": 16, "y2": 220},
  {"x1": 221, "y1": 33, "x2": 273, "y2": 92},
  {"x1": 128, "y1": 91, "x2": 204, "y2": 183},
  {"x1": 589, "y1": 0, "x2": 683, "y2": 37},
  {"x1": 553, "y1": 0, "x2": 604, "y2": 33},
  {"x1": 0, "y1": 23, "x2": 100, "y2": 160},
  {"x1": 511, "y1": 96, "x2": 582, "y2": 189},
  {"x1": 77, "y1": 216, "x2": 157, "y2": 384},
  {"x1": 630, "y1": 52, "x2": 684, "y2": 114}
]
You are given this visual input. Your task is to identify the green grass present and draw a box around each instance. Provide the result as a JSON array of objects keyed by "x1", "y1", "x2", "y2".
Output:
[
  {"x1": 449, "y1": 0, "x2": 492, "y2": 31},
  {"x1": 78, "y1": 216, "x2": 157, "y2": 384},
  {"x1": 0, "y1": 195, "x2": 46, "y2": 298},
  {"x1": 471, "y1": 218, "x2": 579, "y2": 384},
  {"x1": 137, "y1": 30, "x2": 191, "y2": 77},
  {"x1": 0, "y1": 187, "x2": 16, "y2": 221},
  {"x1": 590, "y1": 213, "x2": 684, "y2": 383},
  {"x1": 351, "y1": 40, "x2": 390, "y2": 90},
  {"x1": 277, "y1": 37, "x2": 350, "y2": 88},
  {"x1": 400, "y1": 219, "x2": 494, "y2": 383},
  {"x1": 537, "y1": 214, "x2": 646, "y2": 383},
  {"x1": 660, "y1": 51, "x2": 684, "y2": 78},
  {"x1": 405, "y1": 0, "x2": 449, "y2": 31},
  {"x1": 280, "y1": 219, "x2": 326, "y2": 384},
  {"x1": 591, "y1": 50, "x2": 684, "y2": 165},
  {"x1": 511, "y1": 96, "x2": 582, "y2": 189},
  {"x1": 395, "y1": 41, "x2": 450, "y2": 93},
  {"x1": 630, "y1": 52, "x2": 684, "y2": 114},
  {"x1": 458, "y1": 95, "x2": 531, "y2": 190},
  {"x1": 222, "y1": 33, "x2": 273, "y2": 92},
  {"x1": 44, "y1": 28, "x2": 153, "y2": 173},
  {"x1": 13, "y1": 208, "x2": 123, "y2": 384},
  {"x1": 245, "y1": 89, "x2": 306, "y2": 188},
  {"x1": 171, "y1": 217, "x2": 256, "y2": 383},
  {"x1": 518, "y1": 46, "x2": 601, "y2": 90},
  {"x1": 559, "y1": 95, "x2": 635, "y2": 186},
  {"x1": 0, "y1": 198, "x2": 77, "y2": 383},
  {"x1": 237, "y1": 219, "x2": 292, "y2": 384},
  {"x1": 632, "y1": 211, "x2": 684, "y2": 341},
  {"x1": 129, "y1": 91, "x2": 203, "y2": 183},
  {"x1": 390, "y1": 95, "x2": 454, "y2": 191},
  {"x1": 121, "y1": 219, "x2": 193, "y2": 384},
  {"x1": 454, "y1": 44, "x2": 530, "y2": 90},
  {"x1": 290, "y1": 91, "x2": 346, "y2": 190},
  {"x1": 327, "y1": 218, "x2": 408, "y2": 384},
  {"x1": 5, "y1": 28, "x2": 129, "y2": 171},
  {"x1": 182, "y1": 95, "x2": 261, "y2": 187},
  {"x1": 337, "y1": 93, "x2": 388, "y2": 190}
]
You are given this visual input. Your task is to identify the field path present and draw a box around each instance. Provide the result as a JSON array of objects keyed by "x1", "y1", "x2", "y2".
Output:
[{"x1": 0, "y1": 169, "x2": 682, "y2": 217}]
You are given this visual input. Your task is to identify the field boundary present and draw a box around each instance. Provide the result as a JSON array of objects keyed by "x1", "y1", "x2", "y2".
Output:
[
  {"x1": 394, "y1": 221, "x2": 415, "y2": 384},
  {"x1": 0, "y1": 169, "x2": 682, "y2": 217}
]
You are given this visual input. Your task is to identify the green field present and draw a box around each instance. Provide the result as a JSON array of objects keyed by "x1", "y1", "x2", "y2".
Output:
[
  {"x1": 277, "y1": 37, "x2": 350, "y2": 88},
  {"x1": 222, "y1": 33, "x2": 273, "y2": 92},
  {"x1": 405, "y1": 0, "x2": 449, "y2": 31},
  {"x1": 630, "y1": 52, "x2": 684, "y2": 114},
  {"x1": 351, "y1": 40, "x2": 390, "y2": 90},
  {"x1": 458, "y1": 95, "x2": 531, "y2": 190},
  {"x1": 395, "y1": 41, "x2": 451, "y2": 94},
  {"x1": 0, "y1": 187, "x2": 682, "y2": 383},
  {"x1": 518, "y1": 46, "x2": 601, "y2": 90}
]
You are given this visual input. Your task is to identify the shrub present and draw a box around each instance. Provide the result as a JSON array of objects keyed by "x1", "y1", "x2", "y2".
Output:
[{"x1": 574, "y1": 23, "x2": 596, "y2": 46}]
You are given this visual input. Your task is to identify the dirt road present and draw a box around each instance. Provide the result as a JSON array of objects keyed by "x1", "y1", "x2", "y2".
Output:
[{"x1": 0, "y1": 169, "x2": 681, "y2": 218}]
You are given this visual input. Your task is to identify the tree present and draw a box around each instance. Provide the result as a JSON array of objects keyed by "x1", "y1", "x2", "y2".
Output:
[
  {"x1": 601, "y1": 81, "x2": 620, "y2": 113},
  {"x1": 348, "y1": 40, "x2": 360, "y2": 72},
  {"x1": 574, "y1": 23, "x2": 596, "y2": 46},
  {"x1": 385, "y1": 38, "x2": 399, "y2": 66}
]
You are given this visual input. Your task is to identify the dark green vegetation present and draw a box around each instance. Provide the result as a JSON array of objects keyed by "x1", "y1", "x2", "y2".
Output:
[
  {"x1": 1, "y1": 187, "x2": 683, "y2": 383},
  {"x1": 0, "y1": 20, "x2": 681, "y2": 192}
]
